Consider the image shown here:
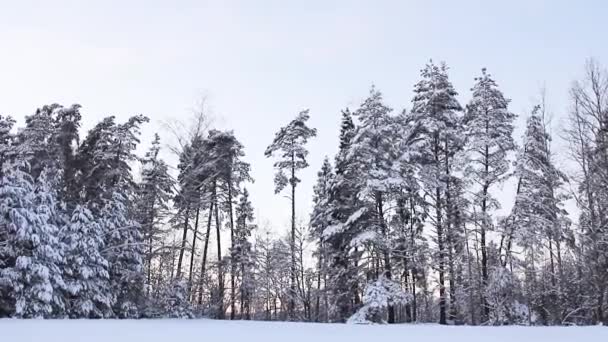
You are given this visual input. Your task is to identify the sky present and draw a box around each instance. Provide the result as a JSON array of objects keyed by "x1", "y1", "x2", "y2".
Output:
[{"x1": 1, "y1": 0, "x2": 607, "y2": 233}]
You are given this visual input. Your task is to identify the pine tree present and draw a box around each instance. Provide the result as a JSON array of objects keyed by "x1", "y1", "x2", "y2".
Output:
[
  {"x1": 562, "y1": 59, "x2": 608, "y2": 324},
  {"x1": 390, "y1": 109, "x2": 428, "y2": 322},
  {"x1": 409, "y1": 61, "x2": 463, "y2": 324},
  {"x1": 76, "y1": 115, "x2": 149, "y2": 207},
  {"x1": 173, "y1": 133, "x2": 206, "y2": 280},
  {"x1": 76, "y1": 115, "x2": 149, "y2": 317},
  {"x1": 16, "y1": 106, "x2": 58, "y2": 179},
  {"x1": 137, "y1": 133, "x2": 174, "y2": 291},
  {"x1": 51, "y1": 104, "x2": 82, "y2": 206},
  {"x1": 265, "y1": 109, "x2": 317, "y2": 319},
  {"x1": 207, "y1": 129, "x2": 252, "y2": 319},
  {"x1": 463, "y1": 68, "x2": 516, "y2": 322},
  {"x1": 349, "y1": 86, "x2": 400, "y2": 323}
]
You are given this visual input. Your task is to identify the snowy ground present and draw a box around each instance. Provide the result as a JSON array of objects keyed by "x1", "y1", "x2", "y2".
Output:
[{"x1": 1, "y1": 319, "x2": 607, "y2": 342}]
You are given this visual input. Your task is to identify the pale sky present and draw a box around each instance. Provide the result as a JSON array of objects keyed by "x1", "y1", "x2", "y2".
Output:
[{"x1": 1, "y1": 0, "x2": 607, "y2": 233}]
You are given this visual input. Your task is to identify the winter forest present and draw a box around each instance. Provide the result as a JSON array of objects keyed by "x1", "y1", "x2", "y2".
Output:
[{"x1": 1, "y1": 58, "x2": 608, "y2": 327}]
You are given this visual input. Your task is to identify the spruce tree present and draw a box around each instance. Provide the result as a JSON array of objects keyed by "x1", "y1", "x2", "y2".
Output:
[
  {"x1": 310, "y1": 157, "x2": 333, "y2": 321},
  {"x1": 0, "y1": 164, "x2": 65, "y2": 318},
  {"x1": 103, "y1": 191, "x2": 144, "y2": 318},
  {"x1": 321, "y1": 108, "x2": 366, "y2": 322},
  {"x1": 233, "y1": 188, "x2": 256, "y2": 319},
  {"x1": 63, "y1": 205, "x2": 113, "y2": 318}
]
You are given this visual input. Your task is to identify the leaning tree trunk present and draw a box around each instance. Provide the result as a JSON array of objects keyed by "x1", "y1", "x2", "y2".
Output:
[
  {"x1": 176, "y1": 206, "x2": 191, "y2": 279},
  {"x1": 214, "y1": 184, "x2": 225, "y2": 319}
]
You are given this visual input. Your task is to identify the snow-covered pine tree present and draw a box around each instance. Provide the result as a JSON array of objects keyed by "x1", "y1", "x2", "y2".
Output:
[
  {"x1": 463, "y1": 68, "x2": 516, "y2": 322},
  {"x1": 63, "y1": 204, "x2": 113, "y2": 318},
  {"x1": 265, "y1": 109, "x2": 316, "y2": 319},
  {"x1": 51, "y1": 104, "x2": 82, "y2": 207},
  {"x1": 389, "y1": 109, "x2": 429, "y2": 322},
  {"x1": 566, "y1": 60, "x2": 608, "y2": 324},
  {"x1": 76, "y1": 115, "x2": 149, "y2": 207},
  {"x1": 408, "y1": 61, "x2": 464, "y2": 324},
  {"x1": 207, "y1": 129, "x2": 252, "y2": 319},
  {"x1": 76, "y1": 117, "x2": 116, "y2": 204},
  {"x1": 76, "y1": 115, "x2": 148, "y2": 317},
  {"x1": 505, "y1": 104, "x2": 570, "y2": 324},
  {"x1": 15, "y1": 104, "x2": 81, "y2": 198},
  {"x1": 173, "y1": 133, "x2": 206, "y2": 281},
  {"x1": 349, "y1": 86, "x2": 401, "y2": 323},
  {"x1": 16, "y1": 106, "x2": 59, "y2": 180},
  {"x1": 137, "y1": 133, "x2": 174, "y2": 292}
]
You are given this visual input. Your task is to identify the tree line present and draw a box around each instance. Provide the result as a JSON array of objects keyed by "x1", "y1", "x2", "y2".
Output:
[{"x1": 0, "y1": 59, "x2": 607, "y2": 325}]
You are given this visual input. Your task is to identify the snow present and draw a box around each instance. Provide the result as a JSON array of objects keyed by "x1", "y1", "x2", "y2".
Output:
[{"x1": 0, "y1": 319, "x2": 606, "y2": 342}]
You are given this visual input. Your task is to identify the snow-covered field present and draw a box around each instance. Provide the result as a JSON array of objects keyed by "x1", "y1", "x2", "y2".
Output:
[{"x1": 1, "y1": 319, "x2": 607, "y2": 342}]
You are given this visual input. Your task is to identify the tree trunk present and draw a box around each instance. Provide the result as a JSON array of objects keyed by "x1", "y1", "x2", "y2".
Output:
[
  {"x1": 188, "y1": 206, "x2": 201, "y2": 295},
  {"x1": 376, "y1": 192, "x2": 394, "y2": 323},
  {"x1": 403, "y1": 258, "x2": 412, "y2": 322},
  {"x1": 197, "y1": 202, "x2": 214, "y2": 305},
  {"x1": 437, "y1": 185, "x2": 447, "y2": 325},
  {"x1": 176, "y1": 207, "x2": 190, "y2": 279},
  {"x1": 434, "y1": 136, "x2": 447, "y2": 325},
  {"x1": 289, "y1": 153, "x2": 297, "y2": 320},
  {"x1": 145, "y1": 192, "x2": 158, "y2": 294},
  {"x1": 147, "y1": 234, "x2": 153, "y2": 294},
  {"x1": 444, "y1": 139, "x2": 457, "y2": 323},
  {"x1": 315, "y1": 241, "x2": 322, "y2": 322},
  {"x1": 215, "y1": 185, "x2": 225, "y2": 319},
  {"x1": 228, "y1": 178, "x2": 236, "y2": 320},
  {"x1": 480, "y1": 149, "x2": 490, "y2": 322},
  {"x1": 463, "y1": 222, "x2": 476, "y2": 325},
  {"x1": 411, "y1": 268, "x2": 417, "y2": 322}
]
